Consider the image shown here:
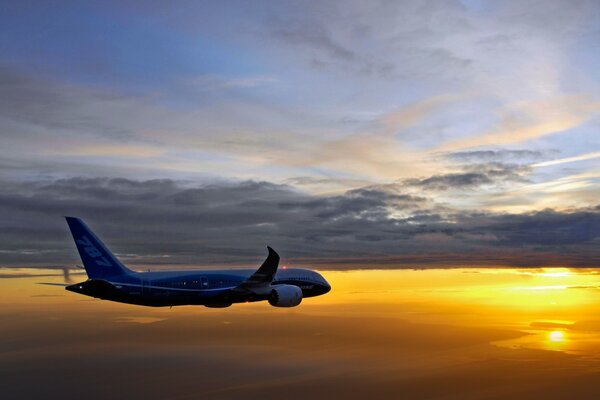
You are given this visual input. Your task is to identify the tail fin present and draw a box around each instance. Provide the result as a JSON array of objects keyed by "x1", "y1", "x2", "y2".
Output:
[{"x1": 65, "y1": 217, "x2": 132, "y2": 279}]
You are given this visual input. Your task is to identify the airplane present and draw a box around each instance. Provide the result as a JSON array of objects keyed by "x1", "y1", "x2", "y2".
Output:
[{"x1": 63, "y1": 217, "x2": 331, "y2": 308}]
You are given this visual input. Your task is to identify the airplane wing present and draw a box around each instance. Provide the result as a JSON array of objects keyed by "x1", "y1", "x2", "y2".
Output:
[
  {"x1": 237, "y1": 246, "x2": 280, "y2": 288},
  {"x1": 214, "y1": 247, "x2": 279, "y2": 303}
]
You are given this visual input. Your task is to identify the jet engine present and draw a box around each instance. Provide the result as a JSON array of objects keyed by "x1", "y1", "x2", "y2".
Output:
[{"x1": 268, "y1": 284, "x2": 302, "y2": 307}]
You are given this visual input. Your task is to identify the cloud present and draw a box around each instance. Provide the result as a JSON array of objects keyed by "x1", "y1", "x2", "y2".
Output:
[
  {"x1": 0, "y1": 66, "x2": 157, "y2": 141},
  {"x1": 477, "y1": 209, "x2": 600, "y2": 246},
  {"x1": 405, "y1": 172, "x2": 493, "y2": 191},
  {"x1": 437, "y1": 95, "x2": 600, "y2": 151},
  {"x1": 1, "y1": 1, "x2": 600, "y2": 271},
  {"x1": 1, "y1": 176, "x2": 599, "y2": 269},
  {"x1": 270, "y1": 19, "x2": 357, "y2": 62},
  {"x1": 269, "y1": 94, "x2": 464, "y2": 181},
  {"x1": 2, "y1": 66, "x2": 446, "y2": 185},
  {"x1": 533, "y1": 151, "x2": 600, "y2": 168},
  {"x1": 278, "y1": 188, "x2": 424, "y2": 219},
  {"x1": 402, "y1": 162, "x2": 531, "y2": 191},
  {"x1": 190, "y1": 74, "x2": 279, "y2": 90},
  {"x1": 264, "y1": 0, "x2": 475, "y2": 80},
  {"x1": 0, "y1": 66, "x2": 336, "y2": 183},
  {"x1": 447, "y1": 149, "x2": 545, "y2": 163}
]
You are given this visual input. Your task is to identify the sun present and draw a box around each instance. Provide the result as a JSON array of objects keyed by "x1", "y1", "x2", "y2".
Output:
[
  {"x1": 549, "y1": 330, "x2": 565, "y2": 342},
  {"x1": 537, "y1": 268, "x2": 572, "y2": 278}
]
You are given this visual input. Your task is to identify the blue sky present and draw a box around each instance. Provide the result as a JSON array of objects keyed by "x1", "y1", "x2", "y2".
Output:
[{"x1": 1, "y1": 0, "x2": 600, "y2": 267}]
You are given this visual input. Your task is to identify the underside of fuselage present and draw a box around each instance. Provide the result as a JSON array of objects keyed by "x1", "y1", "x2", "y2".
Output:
[{"x1": 66, "y1": 280, "x2": 239, "y2": 307}]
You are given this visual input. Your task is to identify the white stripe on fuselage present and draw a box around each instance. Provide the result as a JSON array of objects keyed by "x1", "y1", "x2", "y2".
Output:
[
  {"x1": 107, "y1": 268, "x2": 323, "y2": 291},
  {"x1": 132, "y1": 267, "x2": 317, "y2": 281},
  {"x1": 111, "y1": 282, "x2": 236, "y2": 292}
]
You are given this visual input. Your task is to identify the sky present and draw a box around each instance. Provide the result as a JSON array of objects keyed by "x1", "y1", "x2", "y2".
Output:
[
  {"x1": 4, "y1": 267, "x2": 600, "y2": 399},
  {"x1": 1, "y1": 0, "x2": 600, "y2": 269},
  {"x1": 4, "y1": 3, "x2": 600, "y2": 398}
]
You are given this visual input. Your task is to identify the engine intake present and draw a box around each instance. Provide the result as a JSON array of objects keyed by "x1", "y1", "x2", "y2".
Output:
[{"x1": 268, "y1": 284, "x2": 302, "y2": 307}]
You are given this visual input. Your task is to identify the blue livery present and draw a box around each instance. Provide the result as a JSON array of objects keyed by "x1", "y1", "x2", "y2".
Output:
[{"x1": 64, "y1": 217, "x2": 330, "y2": 308}]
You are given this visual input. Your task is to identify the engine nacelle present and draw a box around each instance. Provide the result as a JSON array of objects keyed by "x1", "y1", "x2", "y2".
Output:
[{"x1": 268, "y1": 284, "x2": 303, "y2": 307}]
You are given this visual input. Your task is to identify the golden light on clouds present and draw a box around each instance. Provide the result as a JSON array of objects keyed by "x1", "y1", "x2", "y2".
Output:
[{"x1": 437, "y1": 95, "x2": 600, "y2": 152}]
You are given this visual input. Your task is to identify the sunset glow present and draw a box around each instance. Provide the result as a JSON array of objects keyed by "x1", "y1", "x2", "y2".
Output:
[
  {"x1": 4, "y1": 266, "x2": 600, "y2": 399},
  {"x1": 1, "y1": 1, "x2": 600, "y2": 398}
]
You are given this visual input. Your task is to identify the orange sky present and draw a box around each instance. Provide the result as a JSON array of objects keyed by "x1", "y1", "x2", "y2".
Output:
[{"x1": 3, "y1": 267, "x2": 600, "y2": 399}]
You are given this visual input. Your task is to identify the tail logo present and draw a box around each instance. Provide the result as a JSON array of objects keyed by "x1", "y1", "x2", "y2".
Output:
[{"x1": 76, "y1": 236, "x2": 113, "y2": 267}]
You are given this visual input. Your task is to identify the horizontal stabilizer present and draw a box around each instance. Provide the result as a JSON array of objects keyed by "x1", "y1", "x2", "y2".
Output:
[{"x1": 37, "y1": 282, "x2": 69, "y2": 287}]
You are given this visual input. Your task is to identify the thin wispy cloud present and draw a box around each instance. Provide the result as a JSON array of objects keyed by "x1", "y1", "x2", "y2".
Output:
[{"x1": 533, "y1": 151, "x2": 600, "y2": 168}]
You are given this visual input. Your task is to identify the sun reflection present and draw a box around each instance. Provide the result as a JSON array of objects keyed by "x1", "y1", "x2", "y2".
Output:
[
  {"x1": 537, "y1": 268, "x2": 572, "y2": 278},
  {"x1": 549, "y1": 330, "x2": 566, "y2": 343}
]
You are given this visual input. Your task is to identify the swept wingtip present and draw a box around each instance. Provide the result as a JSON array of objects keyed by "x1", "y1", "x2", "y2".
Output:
[{"x1": 266, "y1": 246, "x2": 279, "y2": 257}]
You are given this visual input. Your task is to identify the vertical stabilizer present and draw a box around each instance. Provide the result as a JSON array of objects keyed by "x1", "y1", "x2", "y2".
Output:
[{"x1": 65, "y1": 217, "x2": 132, "y2": 279}]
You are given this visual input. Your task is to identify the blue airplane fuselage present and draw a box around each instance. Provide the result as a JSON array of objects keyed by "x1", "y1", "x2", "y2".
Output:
[
  {"x1": 64, "y1": 216, "x2": 331, "y2": 308},
  {"x1": 67, "y1": 267, "x2": 331, "y2": 307}
]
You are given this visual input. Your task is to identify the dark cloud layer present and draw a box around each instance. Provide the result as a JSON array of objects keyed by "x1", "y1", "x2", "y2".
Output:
[
  {"x1": 447, "y1": 149, "x2": 545, "y2": 163},
  {"x1": 403, "y1": 163, "x2": 530, "y2": 191},
  {"x1": 1, "y1": 177, "x2": 599, "y2": 269}
]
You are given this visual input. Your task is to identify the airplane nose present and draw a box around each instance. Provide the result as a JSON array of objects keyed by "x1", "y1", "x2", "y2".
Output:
[
  {"x1": 321, "y1": 279, "x2": 331, "y2": 294},
  {"x1": 313, "y1": 272, "x2": 331, "y2": 295}
]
